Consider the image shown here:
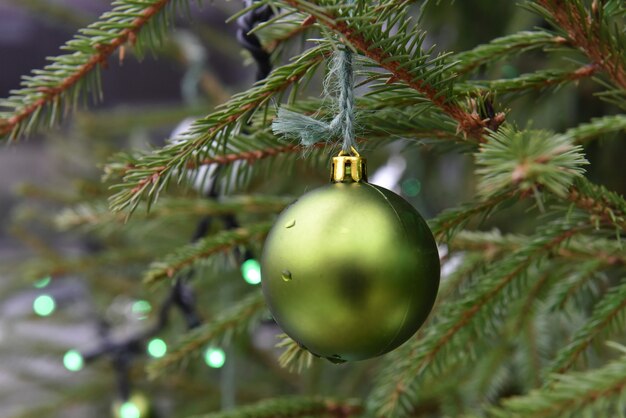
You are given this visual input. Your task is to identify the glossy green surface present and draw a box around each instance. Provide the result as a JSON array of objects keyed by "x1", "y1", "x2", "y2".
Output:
[{"x1": 261, "y1": 182, "x2": 440, "y2": 361}]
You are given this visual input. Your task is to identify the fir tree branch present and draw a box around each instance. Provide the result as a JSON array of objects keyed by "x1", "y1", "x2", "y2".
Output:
[
  {"x1": 275, "y1": 334, "x2": 316, "y2": 372},
  {"x1": 147, "y1": 292, "x2": 266, "y2": 379},
  {"x1": 263, "y1": 12, "x2": 317, "y2": 52},
  {"x1": 452, "y1": 30, "x2": 568, "y2": 74},
  {"x1": 369, "y1": 219, "x2": 589, "y2": 418},
  {"x1": 278, "y1": 0, "x2": 489, "y2": 141},
  {"x1": 535, "y1": 0, "x2": 626, "y2": 90},
  {"x1": 449, "y1": 231, "x2": 626, "y2": 266},
  {"x1": 476, "y1": 126, "x2": 588, "y2": 199},
  {"x1": 564, "y1": 114, "x2": 626, "y2": 144},
  {"x1": 0, "y1": 0, "x2": 175, "y2": 141},
  {"x1": 488, "y1": 349, "x2": 626, "y2": 418},
  {"x1": 144, "y1": 222, "x2": 272, "y2": 284},
  {"x1": 567, "y1": 177, "x2": 626, "y2": 231},
  {"x1": 429, "y1": 191, "x2": 515, "y2": 241},
  {"x1": 547, "y1": 279, "x2": 626, "y2": 377},
  {"x1": 461, "y1": 64, "x2": 598, "y2": 96},
  {"x1": 56, "y1": 196, "x2": 291, "y2": 230},
  {"x1": 189, "y1": 396, "x2": 363, "y2": 418},
  {"x1": 106, "y1": 100, "x2": 460, "y2": 206},
  {"x1": 109, "y1": 43, "x2": 330, "y2": 214},
  {"x1": 546, "y1": 260, "x2": 607, "y2": 311}
]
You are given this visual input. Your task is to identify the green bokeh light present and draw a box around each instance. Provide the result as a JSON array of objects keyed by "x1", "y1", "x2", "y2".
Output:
[
  {"x1": 33, "y1": 294, "x2": 56, "y2": 317},
  {"x1": 501, "y1": 63, "x2": 519, "y2": 79},
  {"x1": 204, "y1": 347, "x2": 226, "y2": 368},
  {"x1": 147, "y1": 338, "x2": 167, "y2": 358},
  {"x1": 33, "y1": 276, "x2": 51, "y2": 289},
  {"x1": 241, "y1": 259, "x2": 261, "y2": 285},
  {"x1": 63, "y1": 349, "x2": 84, "y2": 372},
  {"x1": 401, "y1": 178, "x2": 422, "y2": 197},
  {"x1": 119, "y1": 401, "x2": 141, "y2": 418},
  {"x1": 132, "y1": 300, "x2": 152, "y2": 319}
]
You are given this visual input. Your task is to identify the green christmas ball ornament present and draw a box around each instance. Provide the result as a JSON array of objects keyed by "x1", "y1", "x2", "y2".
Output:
[{"x1": 261, "y1": 149, "x2": 440, "y2": 362}]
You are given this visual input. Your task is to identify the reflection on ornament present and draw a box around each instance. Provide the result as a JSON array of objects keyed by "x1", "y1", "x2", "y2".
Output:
[
  {"x1": 33, "y1": 294, "x2": 56, "y2": 317},
  {"x1": 63, "y1": 349, "x2": 84, "y2": 372},
  {"x1": 262, "y1": 149, "x2": 440, "y2": 362},
  {"x1": 204, "y1": 347, "x2": 226, "y2": 368}
]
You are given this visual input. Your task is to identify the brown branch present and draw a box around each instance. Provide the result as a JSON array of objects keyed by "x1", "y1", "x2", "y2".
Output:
[
  {"x1": 283, "y1": 3, "x2": 488, "y2": 142},
  {"x1": 537, "y1": 0, "x2": 626, "y2": 90},
  {"x1": 0, "y1": 0, "x2": 172, "y2": 139},
  {"x1": 192, "y1": 143, "x2": 312, "y2": 168}
]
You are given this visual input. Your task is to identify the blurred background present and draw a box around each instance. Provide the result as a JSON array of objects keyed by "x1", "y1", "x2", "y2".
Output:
[{"x1": 0, "y1": 1, "x2": 624, "y2": 417}]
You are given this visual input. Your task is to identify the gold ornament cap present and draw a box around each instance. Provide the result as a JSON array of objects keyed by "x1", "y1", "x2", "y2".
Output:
[{"x1": 330, "y1": 147, "x2": 367, "y2": 183}]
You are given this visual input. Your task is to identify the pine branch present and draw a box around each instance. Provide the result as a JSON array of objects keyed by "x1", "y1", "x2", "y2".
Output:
[
  {"x1": 567, "y1": 177, "x2": 626, "y2": 231},
  {"x1": 189, "y1": 396, "x2": 363, "y2": 418},
  {"x1": 106, "y1": 99, "x2": 460, "y2": 209},
  {"x1": 476, "y1": 126, "x2": 588, "y2": 198},
  {"x1": 452, "y1": 30, "x2": 568, "y2": 74},
  {"x1": 0, "y1": 0, "x2": 176, "y2": 141},
  {"x1": 108, "y1": 43, "x2": 330, "y2": 214},
  {"x1": 460, "y1": 64, "x2": 598, "y2": 96},
  {"x1": 546, "y1": 260, "x2": 607, "y2": 311},
  {"x1": 56, "y1": 195, "x2": 292, "y2": 230},
  {"x1": 547, "y1": 279, "x2": 626, "y2": 377},
  {"x1": 147, "y1": 292, "x2": 266, "y2": 379},
  {"x1": 429, "y1": 191, "x2": 515, "y2": 241},
  {"x1": 368, "y1": 219, "x2": 589, "y2": 418},
  {"x1": 276, "y1": 334, "x2": 316, "y2": 372},
  {"x1": 143, "y1": 222, "x2": 272, "y2": 284},
  {"x1": 562, "y1": 114, "x2": 626, "y2": 144},
  {"x1": 261, "y1": 12, "x2": 317, "y2": 52},
  {"x1": 449, "y1": 231, "x2": 626, "y2": 266},
  {"x1": 534, "y1": 0, "x2": 626, "y2": 90},
  {"x1": 438, "y1": 253, "x2": 489, "y2": 302},
  {"x1": 277, "y1": 0, "x2": 489, "y2": 141},
  {"x1": 488, "y1": 349, "x2": 626, "y2": 418}
]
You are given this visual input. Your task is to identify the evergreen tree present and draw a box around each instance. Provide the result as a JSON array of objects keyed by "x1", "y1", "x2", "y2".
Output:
[{"x1": 1, "y1": 1, "x2": 626, "y2": 417}]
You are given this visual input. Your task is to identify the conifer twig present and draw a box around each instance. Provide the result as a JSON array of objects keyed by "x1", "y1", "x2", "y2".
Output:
[
  {"x1": 547, "y1": 279, "x2": 626, "y2": 377},
  {"x1": 489, "y1": 349, "x2": 626, "y2": 417},
  {"x1": 536, "y1": 0, "x2": 626, "y2": 90},
  {"x1": 452, "y1": 30, "x2": 568, "y2": 74},
  {"x1": 370, "y1": 221, "x2": 589, "y2": 418},
  {"x1": 0, "y1": 0, "x2": 173, "y2": 140},
  {"x1": 144, "y1": 222, "x2": 272, "y2": 284},
  {"x1": 567, "y1": 178, "x2": 626, "y2": 231},
  {"x1": 281, "y1": 1, "x2": 489, "y2": 141},
  {"x1": 147, "y1": 292, "x2": 266, "y2": 379},
  {"x1": 189, "y1": 396, "x2": 363, "y2": 418},
  {"x1": 109, "y1": 44, "x2": 330, "y2": 213}
]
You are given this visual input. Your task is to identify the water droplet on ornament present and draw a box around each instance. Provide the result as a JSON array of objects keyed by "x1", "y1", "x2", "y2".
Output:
[
  {"x1": 285, "y1": 219, "x2": 296, "y2": 228},
  {"x1": 281, "y1": 270, "x2": 292, "y2": 282}
]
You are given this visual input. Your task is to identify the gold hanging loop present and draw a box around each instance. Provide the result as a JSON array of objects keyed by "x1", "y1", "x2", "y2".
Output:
[{"x1": 330, "y1": 146, "x2": 367, "y2": 183}]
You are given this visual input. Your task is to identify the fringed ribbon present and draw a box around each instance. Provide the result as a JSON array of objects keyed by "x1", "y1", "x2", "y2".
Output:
[{"x1": 272, "y1": 47, "x2": 357, "y2": 152}]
